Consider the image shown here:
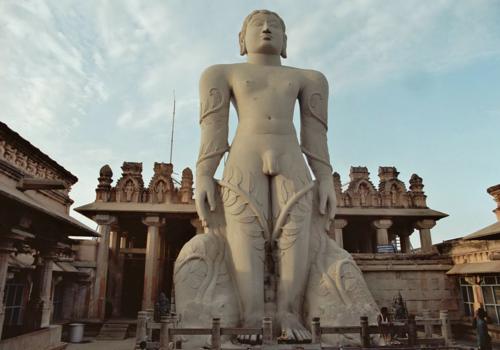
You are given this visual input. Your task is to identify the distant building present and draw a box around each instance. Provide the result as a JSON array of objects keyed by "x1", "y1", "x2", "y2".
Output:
[
  {"x1": 438, "y1": 184, "x2": 500, "y2": 337},
  {"x1": 0, "y1": 122, "x2": 97, "y2": 348}
]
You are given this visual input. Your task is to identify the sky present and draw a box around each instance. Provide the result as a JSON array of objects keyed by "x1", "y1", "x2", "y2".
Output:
[{"x1": 1, "y1": 0, "x2": 499, "y2": 247}]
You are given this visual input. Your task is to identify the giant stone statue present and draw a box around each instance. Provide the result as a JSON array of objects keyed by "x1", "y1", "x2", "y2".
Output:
[{"x1": 174, "y1": 10, "x2": 379, "y2": 347}]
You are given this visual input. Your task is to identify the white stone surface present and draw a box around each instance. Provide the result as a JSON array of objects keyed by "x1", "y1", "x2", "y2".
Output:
[{"x1": 175, "y1": 10, "x2": 379, "y2": 346}]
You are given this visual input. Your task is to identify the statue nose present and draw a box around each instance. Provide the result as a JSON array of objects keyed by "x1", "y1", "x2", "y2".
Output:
[{"x1": 262, "y1": 22, "x2": 271, "y2": 33}]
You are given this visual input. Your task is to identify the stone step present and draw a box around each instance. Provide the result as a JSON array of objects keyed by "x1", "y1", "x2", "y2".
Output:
[{"x1": 96, "y1": 323, "x2": 129, "y2": 340}]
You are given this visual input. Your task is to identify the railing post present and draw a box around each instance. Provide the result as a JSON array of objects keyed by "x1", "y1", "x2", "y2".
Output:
[
  {"x1": 160, "y1": 316, "x2": 170, "y2": 350},
  {"x1": 360, "y1": 316, "x2": 370, "y2": 348},
  {"x1": 422, "y1": 309, "x2": 432, "y2": 338},
  {"x1": 136, "y1": 311, "x2": 148, "y2": 346},
  {"x1": 146, "y1": 308, "x2": 154, "y2": 341},
  {"x1": 263, "y1": 317, "x2": 273, "y2": 345},
  {"x1": 440, "y1": 310, "x2": 452, "y2": 345},
  {"x1": 407, "y1": 314, "x2": 417, "y2": 346},
  {"x1": 311, "y1": 317, "x2": 321, "y2": 344},
  {"x1": 211, "y1": 318, "x2": 221, "y2": 350}
]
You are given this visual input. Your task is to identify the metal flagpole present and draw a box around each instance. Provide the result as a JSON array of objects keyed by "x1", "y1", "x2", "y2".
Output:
[{"x1": 169, "y1": 90, "x2": 176, "y2": 164}]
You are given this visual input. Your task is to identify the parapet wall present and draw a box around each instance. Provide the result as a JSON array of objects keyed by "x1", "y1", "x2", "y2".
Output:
[{"x1": 354, "y1": 253, "x2": 461, "y2": 319}]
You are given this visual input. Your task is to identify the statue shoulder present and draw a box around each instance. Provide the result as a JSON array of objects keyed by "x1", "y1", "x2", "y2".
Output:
[
  {"x1": 300, "y1": 69, "x2": 329, "y2": 89},
  {"x1": 200, "y1": 64, "x2": 232, "y2": 84}
]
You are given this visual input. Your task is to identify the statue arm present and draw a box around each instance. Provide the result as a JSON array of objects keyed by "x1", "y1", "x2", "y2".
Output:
[
  {"x1": 299, "y1": 70, "x2": 332, "y2": 180},
  {"x1": 299, "y1": 70, "x2": 336, "y2": 219},
  {"x1": 196, "y1": 65, "x2": 230, "y2": 220},
  {"x1": 197, "y1": 65, "x2": 231, "y2": 177}
]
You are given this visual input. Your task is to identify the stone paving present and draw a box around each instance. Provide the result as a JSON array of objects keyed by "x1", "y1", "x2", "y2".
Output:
[{"x1": 66, "y1": 337, "x2": 136, "y2": 350}]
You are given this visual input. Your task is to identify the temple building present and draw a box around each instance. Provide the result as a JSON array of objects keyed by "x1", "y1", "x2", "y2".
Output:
[
  {"x1": 0, "y1": 122, "x2": 98, "y2": 349},
  {"x1": 75, "y1": 162, "x2": 456, "y2": 322},
  {"x1": 437, "y1": 184, "x2": 500, "y2": 339}
]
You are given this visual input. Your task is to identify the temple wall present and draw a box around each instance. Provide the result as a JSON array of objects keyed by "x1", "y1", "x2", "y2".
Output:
[{"x1": 354, "y1": 254, "x2": 461, "y2": 319}]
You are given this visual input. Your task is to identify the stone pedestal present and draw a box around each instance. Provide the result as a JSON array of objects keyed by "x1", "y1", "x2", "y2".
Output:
[
  {"x1": 142, "y1": 215, "x2": 165, "y2": 310},
  {"x1": 90, "y1": 214, "x2": 116, "y2": 320},
  {"x1": 331, "y1": 219, "x2": 348, "y2": 248},
  {"x1": 372, "y1": 219, "x2": 393, "y2": 247},
  {"x1": 415, "y1": 219, "x2": 436, "y2": 253}
]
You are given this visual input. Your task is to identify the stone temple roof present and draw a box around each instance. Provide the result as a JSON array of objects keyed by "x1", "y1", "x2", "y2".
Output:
[{"x1": 0, "y1": 121, "x2": 78, "y2": 184}]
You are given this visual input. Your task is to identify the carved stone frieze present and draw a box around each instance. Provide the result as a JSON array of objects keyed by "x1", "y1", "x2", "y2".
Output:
[
  {"x1": 332, "y1": 166, "x2": 428, "y2": 209},
  {"x1": 0, "y1": 132, "x2": 73, "y2": 197},
  {"x1": 115, "y1": 162, "x2": 144, "y2": 203},
  {"x1": 147, "y1": 162, "x2": 175, "y2": 204}
]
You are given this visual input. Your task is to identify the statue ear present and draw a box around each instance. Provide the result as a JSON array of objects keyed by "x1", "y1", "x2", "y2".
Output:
[
  {"x1": 239, "y1": 32, "x2": 247, "y2": 56},
  {"x1": 281, "y1": 34, "x2": 287, "y2": 58}
]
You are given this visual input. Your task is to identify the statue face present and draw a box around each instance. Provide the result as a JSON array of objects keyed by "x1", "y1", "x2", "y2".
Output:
[{"x1": 244, "y1": 12, "x2": 284, "y2": 56}]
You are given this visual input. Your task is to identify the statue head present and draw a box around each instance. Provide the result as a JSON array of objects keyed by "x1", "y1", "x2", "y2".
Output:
[{"x1": 239, "y1": 10, "x2": 287, "y2": 58}]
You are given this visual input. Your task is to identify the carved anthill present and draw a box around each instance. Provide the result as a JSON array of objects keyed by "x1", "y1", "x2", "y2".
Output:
[{"x1": 115, "y1": 162, "x2": 144, "y2": 203}]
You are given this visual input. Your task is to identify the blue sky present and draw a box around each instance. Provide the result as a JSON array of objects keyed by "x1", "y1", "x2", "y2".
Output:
[{"x1": 1, "y1": 0, "x2": 499, "y2": 246}]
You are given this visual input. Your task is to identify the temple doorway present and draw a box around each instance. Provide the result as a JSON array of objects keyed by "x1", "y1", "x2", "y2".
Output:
[{"x1": 121, "y1": 257, "x2": 145, "y2": 318}]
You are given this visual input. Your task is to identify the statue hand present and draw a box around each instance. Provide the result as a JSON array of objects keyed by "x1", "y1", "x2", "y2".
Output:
[
  {"x1": 318, "y1": 177, "x2": 337, "y2": 220},
  {"x1": 195, "y1": 175, "x2": 216, "y2": 227}
]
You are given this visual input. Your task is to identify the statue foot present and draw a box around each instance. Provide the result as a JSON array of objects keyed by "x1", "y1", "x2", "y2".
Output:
[{"x1": 277, "y1": 313, "x2": 312, "y2": 344}]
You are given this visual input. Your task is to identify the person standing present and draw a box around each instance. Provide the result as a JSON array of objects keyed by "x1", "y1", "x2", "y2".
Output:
[{"x1": 473, "y1": 307, "x2": 492, "y2": 350}]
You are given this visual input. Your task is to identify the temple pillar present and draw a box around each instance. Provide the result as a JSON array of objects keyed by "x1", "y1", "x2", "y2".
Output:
[
  {"x1": 0, "y1": 239, "x2": 16, "y2": 339},
  {"x1": 39, "y1": 252, "x2": 55, "y2": 328},
  {"x1": 414, "y1": 219, "x2": 436, "y2": 253},
  {"x1": 331, "y1": 219, "x2": 348, "y2": 248},
  {"x1": 109, "y1": 230, "x2": 124, "y2": 317},
  {"x1": 399, "y1": 227, "x2": 413, "y2": 253},
  {"x1": 399, "y1": 234, "x2": 412, "y2": 253},
  {"x1": 142, "y1": 215, "x2": 165, "y2": 310},
  {"x1": 190, "y1": 218, "x2": 204, "y2": 234},
  {"x1": 90, "y1": 214, "x2": 116, "y2": 320},
  {"x1": 372, "y1": 219, "x2": 393, "y2": 246}
]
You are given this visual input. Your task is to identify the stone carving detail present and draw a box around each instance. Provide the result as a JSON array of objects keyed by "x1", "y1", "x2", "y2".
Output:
[
  {"x1": 179, "y1": 168, "x2": 194, "y2": 204},
  {"x1": 409, "y1": 174, "x2": 427, "y2": 208},
  {"x1": 94, "y1": 163, "x2": 196, "y2": 204},
  {"x1": 0, "y1": 135, "x2": 73, "y2": 196},
  {"x1": 115, "y1": 162, "x2": 144, "y2": 203},
  {"x1": 96, "y1": 165, "x2": 113, "y2": 202},
  {"x1": 343, "y1": 167, "x2": 379, "y2": 207},
  {"x1": 378, "y1": 167, "x2": 410, "y2": 208},
  {"x1": 148, "y1": 163, "x2": 175, "y2": 204}
]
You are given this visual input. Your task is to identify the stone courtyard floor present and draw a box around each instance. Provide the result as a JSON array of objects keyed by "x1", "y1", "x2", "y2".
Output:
[
  {"x1": 66, "y1": 337, "x2": 136, "y2": 350},
  {"x1": 64, "y1": 337, "x2": 500, "y2": 350}
]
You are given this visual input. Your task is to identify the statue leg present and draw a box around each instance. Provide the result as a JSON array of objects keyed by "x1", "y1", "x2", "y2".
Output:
[
  {"x1": 272, "y1": 173, "x2": 313, "y2": 340},
  {"x1": 221, "y1": 167, "x2": 269, "y2": 327}
]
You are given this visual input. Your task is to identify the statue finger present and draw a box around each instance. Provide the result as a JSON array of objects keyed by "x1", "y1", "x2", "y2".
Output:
[
  {"x1": 319, "y1": 193, "x2": 327, "y2": 215},
  {"x1": 207, "y1": 189, "x2": 216, "y2": 212},
  {"x1": 328, "y1": 196, "x2": 336, "y2": 219}
]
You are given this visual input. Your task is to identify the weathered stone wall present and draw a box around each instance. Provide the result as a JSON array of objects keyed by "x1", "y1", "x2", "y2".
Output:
[{"x1": 354, "y1": 254, "x2": 461, "y2": 319}]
